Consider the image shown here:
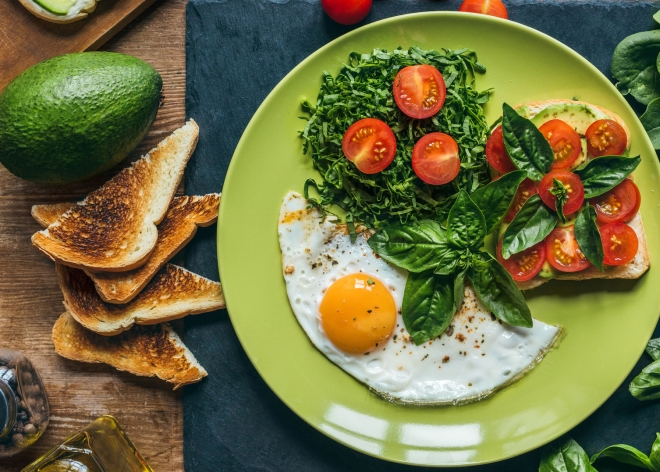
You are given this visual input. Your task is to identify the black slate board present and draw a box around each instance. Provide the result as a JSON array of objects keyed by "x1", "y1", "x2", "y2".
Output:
[{"x1": 184, "y1": 1, "x2": 660, "y2": 470}]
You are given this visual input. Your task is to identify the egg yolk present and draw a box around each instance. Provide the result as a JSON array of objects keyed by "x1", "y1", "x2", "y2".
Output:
[{"x1": 319, "y1": 273, "x2": 397, "y2": 354}]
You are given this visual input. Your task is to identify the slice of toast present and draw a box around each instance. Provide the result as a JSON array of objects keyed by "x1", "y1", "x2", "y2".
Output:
[
  {"x1": 33, "y1": 194, "x2": 220, "y2": 304},
  {"x1": 57, "y1": 263, "x2": 225, "y2": 335},
  {"x1": 52, "y1": 312, "x2": 207, "y2": 389},
  {"x1": 32, "y1": 120, "x2": 199, "y2": 273}
]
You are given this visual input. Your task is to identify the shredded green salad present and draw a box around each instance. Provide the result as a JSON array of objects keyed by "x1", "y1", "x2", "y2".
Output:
[{"x1": 300, "y1": 46, "x2": 492, "y2": 229}]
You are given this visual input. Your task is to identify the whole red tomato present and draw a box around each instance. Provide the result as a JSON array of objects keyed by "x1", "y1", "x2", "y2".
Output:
[{"x1": 321, "y1": 0, "x2": 372, "y2": 25}]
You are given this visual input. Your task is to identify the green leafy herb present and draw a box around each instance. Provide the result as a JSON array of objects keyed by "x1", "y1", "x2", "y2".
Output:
[
  {"x1": 366, "y1": 278, "x2": 375, "y2": 285},
  {"x1": 501, "y1": 194, "x2": 558, "y2": 259},
  {"x1": 501, "y1": 103, "x2": 554, "y2": 181},
  {"x1": 641, "y1": 97, "x2": 660, "y2": 150},
  {"x1": 447, "y1": 190, "x2": 486, "y2": 250},
  {"x1": 470, "y1": 170, "x2": 527, "y2": 232},
  {"x1": 539, "y1": 438, "x2": 597, "y2": 472},
  {"x1": 611, "y1": 30, "x2": 660, "y2": 106},
  {"x1": 402, "y1": 271, "x2": 455, "y2": 345},
  {"x1": 453, "y1": 268, "x2": 467, "y2": 313},
  {"x1": 591, "y1": 444, "x2": 654, "y2": 469},
  {"x1": 630, "y1": 360, "x2": 660, "y2": 401},
  {"x1": 650, "y1": 433, "x2": 660, "y2": 471},
  {"x1": 300, "y1": 47, "x2": 491, "y2": 228},
  {"x1": 574, "y1": 156, "x2": 641, "y2": 198},
  {"x1": 550, "y1": 178, "x2": 568, "y2": 223},
  {"x1": 647, "y1": 338, "x2": 660, "y2": 361},
  {"x1": 574, "y1": 206, "x2": 604, "y2": 271}
]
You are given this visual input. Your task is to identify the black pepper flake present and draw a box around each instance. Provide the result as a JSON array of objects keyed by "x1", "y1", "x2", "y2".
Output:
[
  {"x1": 490, "y1": 313, "x2": 496, "y2": 321},
  {"x1": 367, "y1": 310, "x2": 372, "y2": 313},
  {"x1": 393, "y1": 335, "x2": 398, "y2": 340},
  {"x1": 364, "y1": 352, "x2": 370, "y2": 356},
  {"x1": 353, "y1": 318, "x2": 356, "y2": 321},
  {"x1": 468, "y1": 383, "x2": 472, "y2": 387},
  {"x1": 421, "y1": 354, "x2": 429, "y2": 361}
]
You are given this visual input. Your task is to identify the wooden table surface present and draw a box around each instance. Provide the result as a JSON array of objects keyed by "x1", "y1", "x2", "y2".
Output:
[{"x1": 0, "y1": 0, "x2": 187, "y2": 469}]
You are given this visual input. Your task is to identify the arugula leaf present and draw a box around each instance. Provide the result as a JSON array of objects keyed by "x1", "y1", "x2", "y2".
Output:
[
  {"x1": 574, "y1": 206, "x2": 604, "y2": 271},
  {"x1": 470, "y1": 170, "x2": 527, "y2": 232},
  {"x1": 502, "y1": 195, "x2": 558, "y2": 259},
  {"x1": 550, "y1": 178, "x2": 568, "y2": 223},
  {"x1": 447, "y1": 189, "x2": 487, "y2": 250},
  {"x1": 453, "y1": 268, "x2": 467, "y2": 313},
  {"x1": 647, "y1": 338, "x2": 660, "y2": 361},
  {"x1": 368, "y1": 220, "x2": 459, "y2": 273},
  {"x1": 574, "y1": 156, "x2": 641, "y2": 198},
  {"x1": 641, "y1": 97, "x2": 660, "y2": 150},
  {"x1": 611, "y1": 30, "x2": 660, "y2": 105},
  {"x1": 468, "y1": 253, "x2": 532, "y2": 328},
  {"x1": 630, "y1": 359, "x2": 660, "y2": 401},
  {"x1": 591, "y1": 444, "x2": 653, "y2": 469},
  {"x1": 540, "y1": 438, "x2": 597, "y2": 472},
  {"x1": 501, "y1": 103, "x2": 554, "y2": 181},
  {"x1": 650, "y1": 433, "x2": 660, "y2": 471},
  {"x1": 402, "y1": 271, "x2": 456, "y2": 345}
]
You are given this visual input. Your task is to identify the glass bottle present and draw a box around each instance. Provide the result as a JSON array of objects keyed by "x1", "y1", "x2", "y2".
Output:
[
  {"x1": 22, "y1": 415, "x2": 154, "y2": 472},
  {"x1": 0, "y1": 348, "x2": 49, "y2": 457}
]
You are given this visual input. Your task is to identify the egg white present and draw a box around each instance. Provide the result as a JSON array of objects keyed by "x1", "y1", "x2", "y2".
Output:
[{"x1": 278, "y1": 191, "x2": 562, "y2": 405}]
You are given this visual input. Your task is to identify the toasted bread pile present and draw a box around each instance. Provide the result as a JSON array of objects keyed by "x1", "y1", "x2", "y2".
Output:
[{"x1": 31, "y1": 120, "x2": 224, "y2": 389}]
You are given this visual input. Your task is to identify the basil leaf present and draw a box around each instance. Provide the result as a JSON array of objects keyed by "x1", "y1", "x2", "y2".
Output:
[
  {"x1": 630, "y1": 359, "x2": 660, "y2": 401},
  {"x1": 402, "y1": 271, "x2": 456, "y2": 345},
  {"x1": 470, "y1": 170, "x2": 527, "y2": 232},
  {"x1": 447, "y1": 189, "x2": 487, "y2": 250},
  {"x1": 641, "y1": 97, "x2": 660, "y2": 150},
  {"x1": 574, "y1": 206, "x2": 604, "y2": 271},
  {"x1": 501, "y1": 103, "x2": 554, "y2": 181},
  {"x1": 655, "y1": 10, "x2": 660, "y2": 24},
  {"x1": 574, "y1": 156, "x2": 641, "y2": 198},
  {"x1": 650, "y1": 433, "x2": 660, "y2": 472},
  {"x1": 453, "y1": 268, "x2": 467, "y2": 313},
  {"x1": 591, "y1": 444, "x2": 653, "y2": 469},
  {"x1": 502, "y1": 195, "x2": 558, "y2": 259},
  {"x1": 368, "y1": 220, "x2": 459, "y2": 273},
  {"x1": 647, "y1": 338, "x2": 660, "y2": 361},
  {"x1": 611, "y1": 30, "x2": 660, "y2": 105},
  {"x1": 540, "y1": 438, "x2": 597, "y2": 472},
  {"x1": 550, "y1": 178, "x2": 568, "y2": 223},
  {"x1": 468, "y1": 253, "x2": 532, "y2": 328}
]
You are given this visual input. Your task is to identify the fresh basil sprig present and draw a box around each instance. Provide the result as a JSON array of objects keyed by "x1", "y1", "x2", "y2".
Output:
[
  {"x1": 470, "y1": 170, "x2": 527, "y2": 232},
  {"x1": 539, "y1": 438, "x2": 597, "y2": 472},
  {"x1": 591, "y1": 443, "x2": 657, "y2": 470},
  {"x1": 574, "y1": 206, "x2": 604, "y2": 271},
  {"x1": 630, "y1": 337, "x2": 660, "y2": 401},
  {"x1": 501, "y1": 194, "x2": 558, "y2": 259},
  {"x1": 550, "y1": 178, "x2": 569, "y2": 223},
  {"x1": 402, "y1": 272, "x2": 456, "y2": 345},
  {"x1": 574, "y1": 155, "x2": 641, "y2": 198},
  {"x1": 647, "y1": 338, "x2": 660, "y2": 361}
]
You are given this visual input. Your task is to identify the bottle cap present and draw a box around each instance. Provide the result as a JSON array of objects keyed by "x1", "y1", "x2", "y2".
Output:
[{"x1": 0, "y1": 380, "x2": 16, "y2": 439}]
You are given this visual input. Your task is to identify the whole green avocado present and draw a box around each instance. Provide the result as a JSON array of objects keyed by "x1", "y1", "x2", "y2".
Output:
[{"x1": 0, "y1": 52, "x2": 162, "y2": 185}]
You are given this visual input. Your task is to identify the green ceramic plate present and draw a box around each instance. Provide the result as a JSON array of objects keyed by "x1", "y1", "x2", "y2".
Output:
[{"x1": 217, "y1": 13, "x2": 660, "y2": 466}]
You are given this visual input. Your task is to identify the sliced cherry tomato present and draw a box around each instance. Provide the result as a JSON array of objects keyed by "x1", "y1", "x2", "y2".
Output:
[
  {"x1": 505, "y1": 178, "x2": 538, "y2": 222},
  {"x1": 393, "y1": 65, "x2": 446, "y2": 120},
  {"x1": 412, "y1": 132, "x2": 460, "y2": 185},
  {"x1": 591, "y1": 179, "x2": 641, "y2": 224},
  {"x1": 321, "y1": 0, "x2": 372, "y2": 25},
  {"x1": 585, "y1": 119, "x2": 628, "y2": 157},
  {"x1": 458, "y1": 0, "x2": 508, "y2": 18},
  {"x1": 538, "y1": 171, "x2": 585, "y2": 216},
  {"x1": 600, "y1": 223, "x2": 638, "y2": 266},
  {"x1": 545, "y1": 226, "x2": 591, "y2": 272},
  {"x1": 342, "y1": 118, "x2": 396, "y2": 174},
  {"x1": 539, "y1": 119, "x2": 582, "y2": 170},
  {"x1": 486, "y1": 126, "x2": 516, "y2": 173},
  {"x1": 497, "y1": 237, "x2": 546, "y2": 282}
]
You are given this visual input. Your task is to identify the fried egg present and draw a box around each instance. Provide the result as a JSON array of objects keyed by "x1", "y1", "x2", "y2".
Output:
[{"x1": 278, "y1": 191, "x2": 561, "y2": 405}]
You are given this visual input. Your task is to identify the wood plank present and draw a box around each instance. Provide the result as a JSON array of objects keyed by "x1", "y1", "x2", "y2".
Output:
[{"x1": 0, "y1": 0, "x2": 187, "y2": 470}]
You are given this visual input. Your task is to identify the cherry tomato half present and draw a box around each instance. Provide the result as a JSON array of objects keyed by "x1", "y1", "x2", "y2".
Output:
[
  {"x1": 458, "y1": 0, "x2": 508, "y2": 19},
  {"x1": 600, "y1": 223, "x2": 638, "y2": 266},
  {"x1": 538, "y1": 171, "x2": 585, "y2": 216},
  {"x1": 412, "y1": 132, "x2": 460, "y2": 185},
  {"x1": 545, "y1": 226, "x2": 591, "y2": 272},
  {"x1": 585, "y1": 119, "x2": 628, "y2": 157},
  {"x1": 486, "y1": 126, "x2": 516, "y2": 173},
  {"x1": 539, "y1": 119, "x2": 582, "y2": 170},
  {"x1": 393, "y1": 65, "x2": 446, "y2": 120},
  {"x1": 497, "y1": 237, "x2": 546, "y2": 282},
  {"x1": 591, "y1": 179, "x2": 641, "y2": 224},
  {"x1": 321, "y1": 0, "x2": 372, "y2": 25},
  {"x1": 505, "y1": 178, "x2": 538, "y2": 222},
  {"x1": 342, "y1": 118, "x2": 396, "y2": 174}
]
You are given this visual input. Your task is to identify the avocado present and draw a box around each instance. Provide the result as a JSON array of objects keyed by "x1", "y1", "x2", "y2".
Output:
[
  {"x1": 33, "y1": 0, "x2": 74, "y2": 15},
  {"x1": 0, "y1": 52, "x2": 162, "y2": 185},
  {"x1": 528, "y1": 103, "x2": 608, "y2": 134},
  {"x1": 538, "y1": 261, "x2": 558, "y2": 278}
]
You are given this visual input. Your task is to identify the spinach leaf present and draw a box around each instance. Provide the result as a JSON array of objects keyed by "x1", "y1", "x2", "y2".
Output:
[
  {"x1": 630, "y1": 359, "x2": 660, "y2": 401},
  {"x1": 574, "y1": 206, "x2": 604, "y2": 271},
  {"x1": 550, "y1": 178, "x2": 568, "y2": 223},
  {"x1": 470, "y1": 170, "x2": 527, "y2": 232},
  {"x1": 574, "y1": 156, "x2": 641, "y2": 198},
  {"x1": 540, "y1": 438, "x2": 597, "y2": 472},
  {"x1": 453, "y1": 268, "x2": 467, "y2": 313},
  {"x1": 591, "y1": 444, "x2": 653, "y2": 469},
  {"x1": 447, "y1": 189, "x2": 487, "y2": 250},
  {"x1": 368, "y1": 220, "x2": 459, "y2": 273},
  {"x1": 611, "y1": 30, "x2": 660, "y2": 105},
  {"x1": 647, "y1": 338, "x2": 660, "y2": 361},
  {"x1": 650, "y1": 433, "x2": 660, "y2": 471},
  {"x1": 402, "y1": 271, "x2": 456, "y2": 345},
  {"x1": 468, "y1": 253, "x2": 532, "y2": 328},
  {"x1": 501, "y1": 103, "x2": 554, "y2": 181},
  {"x1": 501, "y1": 195, "x2": 558, "y2": 259},
  {"x1": 641, "y1": 97, "x2": 660, "y2": 150}
]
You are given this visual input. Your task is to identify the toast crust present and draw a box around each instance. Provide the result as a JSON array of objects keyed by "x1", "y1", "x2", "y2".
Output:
[
  {"x1": 57, "y1": 263, "x2": 225, "y2": 335},
  {"x1": 34, "y1": 194, "x2": 220, "y2": 303},
  {"x1": 52, "y1": 312, "x2": 207, "y2": 389},
  {"x1": 32, "y1": 120, "x2": 199, "y2": 272}
]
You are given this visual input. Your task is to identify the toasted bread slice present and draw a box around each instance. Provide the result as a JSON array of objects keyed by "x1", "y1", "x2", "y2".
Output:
[
  {"x1": 34, "y1": 194, "x2": 220, "y2": 304},
  {"x1": 52, "y1": 312, "x2": 206, "y2": 389},
  {"x1": 19, "y1": 0, "x2": 98, "y2": 24},
  {"x1": 57, "y1": 263, "x2": 225, "y2": 335},
  {"x1": 32, "y1": 120, "x2": 199, "y2": 273}
]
